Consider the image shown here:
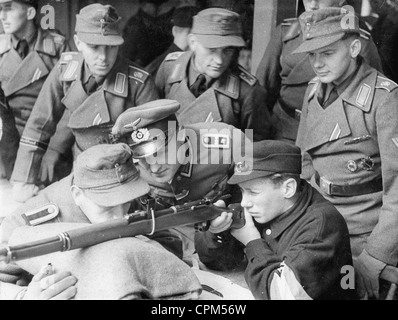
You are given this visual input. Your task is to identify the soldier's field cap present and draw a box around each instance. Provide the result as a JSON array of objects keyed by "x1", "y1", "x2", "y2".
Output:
[
  {"x1": 191, "y1": 8, "x2": 245, "y2": 48},
  {"x1": 293, "y1": 6, "x2": 360, "y2": 54},
  {"x1": 228, "y1": 140, "x2": 302, "y2": 185},
  {"x1": 75, "y1": 4, "x2": 124, "y2": 46},
  {"x1": 112, "y1": 100, "x2": 180, "y2": 159},
  {"x1": 74, "y1": 143, "x2": 149, "y2": 207}
]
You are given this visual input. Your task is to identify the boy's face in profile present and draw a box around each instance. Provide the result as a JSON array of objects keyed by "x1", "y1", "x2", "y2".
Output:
[{"x1": 239, "y1": 177, "x2": 286, "y2": 225}]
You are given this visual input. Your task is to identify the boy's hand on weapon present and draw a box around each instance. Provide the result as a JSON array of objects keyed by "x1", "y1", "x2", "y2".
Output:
[
  {"x1": 22, "y1": 264, "x2": 78, "y2": 300},
  {"x1": 231, "y1": 210, "x2": 261, "y2": 246}
]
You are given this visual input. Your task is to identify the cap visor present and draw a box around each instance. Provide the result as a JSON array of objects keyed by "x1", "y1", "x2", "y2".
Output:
[
  {"x1": 77, "y1": 33, "x2": 124, "y2": 46},
  {"x1": 85, "y1": 176, "x2": 150, "y2": 207},
  {"x1": 195, "y1": 34, "x2": 245, "y2": 48},
  {"x1": 292, "y1": 33, "x2": 344, "y2": 54},
  {"x1": 228, "y1": 171, "x2": 274, "y2": 185}
]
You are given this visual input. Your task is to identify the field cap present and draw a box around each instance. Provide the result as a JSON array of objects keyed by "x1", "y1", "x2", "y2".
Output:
[
  {"x1": 74, "y1": 143, "x2": 149, "y2": 206},
  {"x1": 111, "y1": 99, "x2": 180, "y2": 159},
  {"x1": 293, "y1": 6, "x2": 360, "y2": 54},
  {"x1": 228, "y1": 140, "x2": 302, "y2": 185},
  {"x1": 191, "y1": 8, "x2": 245, "y2": 48},
  {"x1": 75, "y1": 4, "x2": 124, "y2": 46}
]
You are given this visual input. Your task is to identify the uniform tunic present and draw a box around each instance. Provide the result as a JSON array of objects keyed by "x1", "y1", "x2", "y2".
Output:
[
  {"x1": 11, "y1": 53, "x2": 158, "y2": 184},
  {"x1": 0, "y1": 28, "x2": 69, "y2": 135},
  {"x1": 155, "y1": 51, "x2": 272, "y2": 141},
  {"x1": 255, "y1": 18, "x2": 383, "y2": 143},
  {"x1": 195, "y1": 182, "x2": 354, "y2": 300},
  {"x1": 296, "y1": 61, "x2": 398, "y2": 266},
  {"x1": 0, "y1": 28, "x2": 69, "y2": 179}
]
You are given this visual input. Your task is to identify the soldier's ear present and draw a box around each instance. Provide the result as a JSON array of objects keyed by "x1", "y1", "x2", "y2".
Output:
[
  {"x1": 70, "y1": 185, "x2": 84, "y2": 206},
  {"x1": 26, "y1": 6, "x2": 36, "y2": 21},
  {"x1": 74, "y1": 35, "x2": 83, "y2": 52},
  {"x1": 350, "y1": 38, "x2": 361, "y2": 59},
  {"x1": 282, "y1": 178, "x2": 297, "y2": 200},
  {"x1": 188, "y1": 34, "x2": 197, "y2": 51}
]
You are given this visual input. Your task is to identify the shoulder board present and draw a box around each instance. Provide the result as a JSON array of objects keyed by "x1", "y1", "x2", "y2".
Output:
[
  {"x1": 22, "y1": 203, "x2": 59, "y2": 226},
  {"x1": 359, "y1": 28, "x2": 371, "y2": 40},
  {"x1": 128, "y1": 65, "x2": 149, "y2": 83},
  {"x1": 165, "y1": 51, "x2": 184, "y2": 62},
  {"x1": 48, "y1": 32, "x2": 66, "y2": 45},
  {"x1": 376, "y1": 76, "x2": 398, "y2": 92},
  {"x1": 60, "y1": 51, "x2": 80, "y2": 64},
  {"x1": 0, "y1": 34, "x2": 11, "y2": 55},
  {"x1": 238, "y1": 65, "x2": 257, "y2": 86}
]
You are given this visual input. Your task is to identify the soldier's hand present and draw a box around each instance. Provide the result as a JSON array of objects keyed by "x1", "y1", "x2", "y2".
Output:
[
  {"x1": 22, "y1": 264, "x2": 77, "y2": 300},
  {"x1": 12, "y1": 181, "x2": 39, "y2": 203},
  {"x1": 353, "y1": 250, "x2": 386, "y2": 300},
  {"x1": 231, "y1": 210, "x2": 261, "y2": 246},
  {"x1": 39, "y1": 149, "x2": 61, "y2": 184},
  {"x1": 0, "y1": 261, "x2": 25, "y2": 284},
  {"x1": 209, "y1": 211, "x2": 233, "y2": 234}
]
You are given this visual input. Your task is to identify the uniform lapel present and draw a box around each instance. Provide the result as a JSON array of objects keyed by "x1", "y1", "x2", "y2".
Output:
[
  {"x1": 67, "y1": 90, "x2": 110, "y2": 129},
  {"x1": 2, "y1": 51, "x2": 50, "y2": 96},
  {"x1": 300, "y1": 85, "x2": 351, "y2": 152},
  {"x1": 62, "y1": 80, "x2": 88, "y2": 113},
  {"x1": 0, "y1": 48, "x2": 22, "y2": 83},
  {"x1": 176, "y1": 84, "x2": 223, "y2": 124}
]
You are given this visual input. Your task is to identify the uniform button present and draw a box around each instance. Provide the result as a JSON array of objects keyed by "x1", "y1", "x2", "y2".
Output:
[
  {"x1": 265, "y1": 229, "x2": 272, "y2": 236},
  {"x1": 48, "y1": 207, "x2": 55, "y2": 214},
  {"x1": 120, "y1": 175, "x2": 124, "y2": 180}
]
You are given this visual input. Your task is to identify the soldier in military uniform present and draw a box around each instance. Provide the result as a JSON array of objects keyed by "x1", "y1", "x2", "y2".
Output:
[
  {"x1": 10, "y1": 3, "x2": 159, "y2": 203},
  {"x1": 294, "y1": 7, "x2": 398, "y2": 299},
  {"x1": 112, "y1": 99, "x2": 253, "y2": 265},
  {"x1": 0, "y1": 143, "x2": 202, "y2": 300},
  {"x1": 155, "y1": 8, "x2": 271, "y2": 142},
  {"x1": 145, "y1": 5, "x2": 200, "y2": 78},
  {"x1": 0, "y1": 0, "x2": 70, "y2": 180},
  {"x1": 255, "y1": 0, "x2": 383, "y2": 144}
]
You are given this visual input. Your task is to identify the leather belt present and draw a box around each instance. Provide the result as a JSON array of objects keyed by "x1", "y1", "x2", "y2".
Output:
[
  {"x1": 314, "y1": 172, "x2": 383, "y2": 197},
  {"x1": 278, "y1": 99, "x2": 302, "y2": 121}
]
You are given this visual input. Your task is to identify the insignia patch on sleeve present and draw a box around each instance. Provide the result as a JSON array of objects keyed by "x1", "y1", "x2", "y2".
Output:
[
  {"x1": 22, "y1": 204, "x2": 59, "y2": 226},
  {"x1": 202, "y1": 134, "x2": 230, "y2": 149}
]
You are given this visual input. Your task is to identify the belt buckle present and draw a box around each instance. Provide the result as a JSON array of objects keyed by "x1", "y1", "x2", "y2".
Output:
[
  {"x1": 319, "y1": 176, "x2": 332, "y2": 195},
  {"x1": 295, "y1": 109, "x2": 302, "y2": 121}
]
